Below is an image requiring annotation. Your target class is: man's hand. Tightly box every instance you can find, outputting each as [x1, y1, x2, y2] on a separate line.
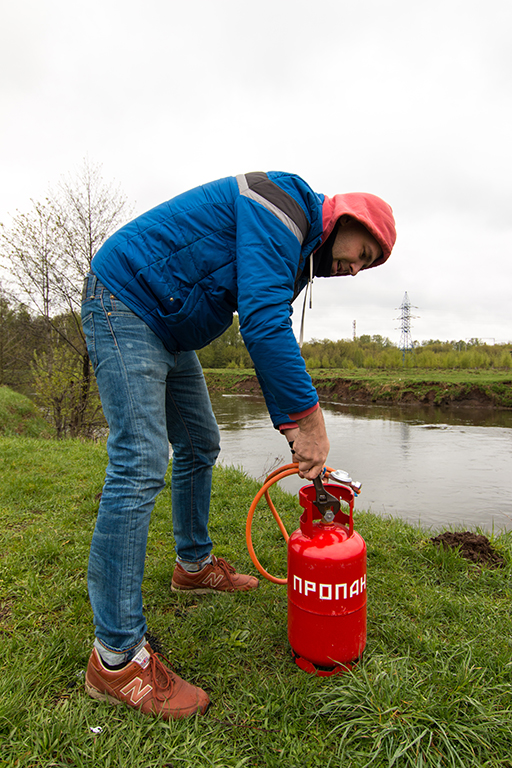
[285, 407, 329, 479]
[281, 426, 299, 453]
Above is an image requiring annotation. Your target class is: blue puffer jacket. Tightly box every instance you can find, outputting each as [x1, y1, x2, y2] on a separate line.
[91, 171, 396, 428]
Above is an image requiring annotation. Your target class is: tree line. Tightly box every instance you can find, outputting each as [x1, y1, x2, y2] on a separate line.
[299, 336, 512, 371]
[1, 163, 510, 438]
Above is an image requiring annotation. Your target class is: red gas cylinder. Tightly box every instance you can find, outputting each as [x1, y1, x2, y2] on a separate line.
[287, 482, 367, 675]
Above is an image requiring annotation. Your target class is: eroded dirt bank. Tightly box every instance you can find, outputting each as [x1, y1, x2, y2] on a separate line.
[204, 371, 512, 409]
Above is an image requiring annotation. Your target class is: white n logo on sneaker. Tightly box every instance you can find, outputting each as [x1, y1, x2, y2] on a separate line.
[121, 677, 153, 704]
[203, 573, 224, 589]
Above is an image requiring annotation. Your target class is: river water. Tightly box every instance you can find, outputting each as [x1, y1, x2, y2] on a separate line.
[209, 392, 512, 534]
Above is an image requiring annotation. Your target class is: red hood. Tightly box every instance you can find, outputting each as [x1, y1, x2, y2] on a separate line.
[322, 192, 396, 268]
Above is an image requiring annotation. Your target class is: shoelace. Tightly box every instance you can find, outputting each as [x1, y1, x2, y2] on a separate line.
[211, 556, 235, 587]
[148, 653, 177, 699]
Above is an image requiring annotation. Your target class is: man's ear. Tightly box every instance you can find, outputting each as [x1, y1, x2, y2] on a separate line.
[338, 215, 351, 226]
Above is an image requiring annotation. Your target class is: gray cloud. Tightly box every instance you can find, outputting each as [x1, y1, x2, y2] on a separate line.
[1, 0, 510, 343]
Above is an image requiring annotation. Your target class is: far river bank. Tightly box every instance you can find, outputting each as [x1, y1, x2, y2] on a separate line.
[204, 369, 512, 409]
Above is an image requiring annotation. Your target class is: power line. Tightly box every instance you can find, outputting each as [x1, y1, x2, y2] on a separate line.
[396, 292, 418, 361]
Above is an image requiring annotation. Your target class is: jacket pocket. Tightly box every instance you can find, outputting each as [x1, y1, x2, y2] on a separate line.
[154, 286, 232, 351]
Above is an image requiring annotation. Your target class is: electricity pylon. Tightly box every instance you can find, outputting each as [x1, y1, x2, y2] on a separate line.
[397, 292, 418, 362]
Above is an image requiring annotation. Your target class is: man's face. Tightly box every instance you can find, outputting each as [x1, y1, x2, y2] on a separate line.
[330, 218, 382, 277]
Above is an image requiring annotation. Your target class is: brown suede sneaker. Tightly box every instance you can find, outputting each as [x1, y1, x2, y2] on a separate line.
[171, 556, 259, 593]
[85, 643, 209, 719]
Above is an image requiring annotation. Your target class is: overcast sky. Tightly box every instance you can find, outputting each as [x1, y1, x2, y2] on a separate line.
[1, 0, 511, 345]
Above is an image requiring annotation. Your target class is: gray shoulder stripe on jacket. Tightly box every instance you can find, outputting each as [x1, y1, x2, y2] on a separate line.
[236, 172, 309, 245]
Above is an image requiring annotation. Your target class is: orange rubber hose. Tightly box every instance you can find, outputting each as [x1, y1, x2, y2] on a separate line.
[245, 463, 335, 585]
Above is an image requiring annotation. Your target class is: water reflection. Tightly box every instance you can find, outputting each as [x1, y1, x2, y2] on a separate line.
[318, 399, 512, 429]
[399, 421, 412, 459]
[210, 392, 512, 534]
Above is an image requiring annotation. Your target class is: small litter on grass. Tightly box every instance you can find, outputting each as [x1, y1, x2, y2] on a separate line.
[90, 726, 103, 734]
[430, 531, 506, 568]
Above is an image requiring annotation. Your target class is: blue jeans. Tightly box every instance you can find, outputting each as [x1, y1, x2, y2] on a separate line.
[81, 274, 221, 655]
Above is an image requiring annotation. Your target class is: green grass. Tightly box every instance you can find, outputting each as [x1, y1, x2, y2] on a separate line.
[0, 387, 55, 439]
[1, 437, 512, 766]
[310, 368, 512, 385]
[204, 368, 512, 387]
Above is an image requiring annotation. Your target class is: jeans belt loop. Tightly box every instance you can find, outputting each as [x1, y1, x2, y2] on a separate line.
[82, 272, 98, 302]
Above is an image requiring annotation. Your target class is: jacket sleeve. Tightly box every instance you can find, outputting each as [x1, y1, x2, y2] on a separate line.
[234, 177, 319, 425]
[254, 366, 292, 428]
